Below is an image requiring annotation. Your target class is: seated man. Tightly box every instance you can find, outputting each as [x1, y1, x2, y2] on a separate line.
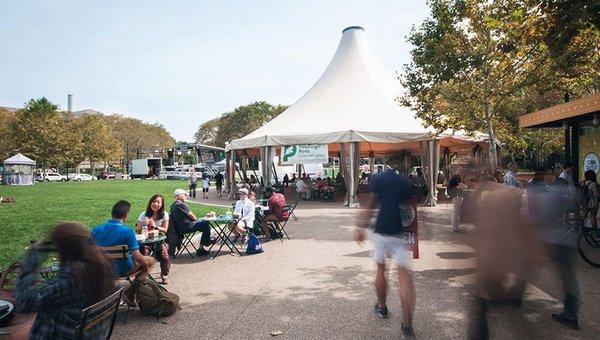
[316, 177, 327, 199]
[296, 177, 309, 199]
[262, 187, 289, 239]
[170, 189, 216, 256]
[228, 188, 255, 243]
[92, 200, 155, 277]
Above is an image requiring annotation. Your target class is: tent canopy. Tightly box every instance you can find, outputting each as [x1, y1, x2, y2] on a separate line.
[3, 153, 36, 166]
[227, 26, 484, 156]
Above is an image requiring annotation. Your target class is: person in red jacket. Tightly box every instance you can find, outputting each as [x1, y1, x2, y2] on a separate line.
[261, 187, 289, 239]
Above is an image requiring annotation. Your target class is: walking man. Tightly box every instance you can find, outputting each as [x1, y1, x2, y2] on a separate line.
[189, 169, 197, 198]
[355, 169, 416, 338]
[447, 171, 468, 233]
[214, 171, 224, 197]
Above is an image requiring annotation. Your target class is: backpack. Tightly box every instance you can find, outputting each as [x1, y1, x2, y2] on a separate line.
[246, 234, 264, 254]
[134, 277, 179, 318]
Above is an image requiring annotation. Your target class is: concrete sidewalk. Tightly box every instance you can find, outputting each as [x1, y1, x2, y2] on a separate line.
[113, 201, 600, 339]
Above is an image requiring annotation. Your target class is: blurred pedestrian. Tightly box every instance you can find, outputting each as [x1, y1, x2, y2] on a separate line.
[15, 222, 116, 339]
[468, 181, 542, 339]
[528, 176, 580, 330]
[355, 169, 416, 338]
[504, 162, 522, 189]
[447, 171, 468, 233]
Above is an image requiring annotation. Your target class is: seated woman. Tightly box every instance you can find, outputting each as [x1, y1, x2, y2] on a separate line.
[136, 194, 171, 284]
[14, 222, 116, 339]
[228, 188, 255, 243]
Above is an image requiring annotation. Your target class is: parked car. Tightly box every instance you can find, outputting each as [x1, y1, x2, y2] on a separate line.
[37, 172, 66, 182]
[67, 173, 95, 181]
[97, 170, 115, 180]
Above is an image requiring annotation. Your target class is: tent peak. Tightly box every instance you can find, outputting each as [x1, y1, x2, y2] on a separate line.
[342, 26, 364, 33]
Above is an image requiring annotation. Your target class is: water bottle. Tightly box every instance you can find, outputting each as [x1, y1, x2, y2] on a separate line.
[142, 224, 148, 239]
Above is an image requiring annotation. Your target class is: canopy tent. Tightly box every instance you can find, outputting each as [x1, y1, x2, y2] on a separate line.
[226, 26, 488, 206]
[2, 153, 36, 185]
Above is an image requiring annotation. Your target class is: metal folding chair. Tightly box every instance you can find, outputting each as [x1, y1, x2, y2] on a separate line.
[173, 231, 198, 259]
[75, 287, 124, 340]
[287, 199, 299, 221]
[97, 245, 143, 324]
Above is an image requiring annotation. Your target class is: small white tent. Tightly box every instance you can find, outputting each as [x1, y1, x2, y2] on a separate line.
[3, 153, 36, 185]
[226, 26, 488, 206]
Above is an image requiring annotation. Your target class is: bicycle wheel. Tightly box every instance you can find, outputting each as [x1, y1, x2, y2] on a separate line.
[578, 230, 600, 268]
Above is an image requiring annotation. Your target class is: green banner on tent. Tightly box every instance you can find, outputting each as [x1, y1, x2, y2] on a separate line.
[281, 144, 328, 165]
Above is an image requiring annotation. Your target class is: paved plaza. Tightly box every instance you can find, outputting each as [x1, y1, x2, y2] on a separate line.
[113, 198, 600, 339]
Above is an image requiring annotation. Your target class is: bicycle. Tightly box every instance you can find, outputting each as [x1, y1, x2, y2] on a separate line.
[563, 208, 600, 267]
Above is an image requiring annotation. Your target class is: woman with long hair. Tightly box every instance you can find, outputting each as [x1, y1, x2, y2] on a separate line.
[14, 222, 115, 339]
[136, 194, 171, 284]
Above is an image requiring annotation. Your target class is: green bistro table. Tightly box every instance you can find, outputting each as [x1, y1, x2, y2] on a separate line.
[137, 234, 167, 246]
[137, 234, 168, 258]
[204, 215, 242, 259]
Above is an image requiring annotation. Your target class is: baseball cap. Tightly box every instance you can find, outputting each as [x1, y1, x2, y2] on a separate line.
[174, 189, 187, 197]
[238, 188, 249, 195]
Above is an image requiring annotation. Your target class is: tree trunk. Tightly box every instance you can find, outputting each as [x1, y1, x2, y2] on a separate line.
[483, 91, 498, 171]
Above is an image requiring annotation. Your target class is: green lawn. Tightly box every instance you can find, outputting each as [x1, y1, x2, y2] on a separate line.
[0, 180, 225, 266]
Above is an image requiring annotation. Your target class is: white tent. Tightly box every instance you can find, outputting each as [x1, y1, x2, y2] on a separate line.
[3, 153, 36, 185]
[226, 26, 488, 206]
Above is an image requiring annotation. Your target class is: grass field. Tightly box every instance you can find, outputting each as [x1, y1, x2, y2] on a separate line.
[0, 180, 225, 266]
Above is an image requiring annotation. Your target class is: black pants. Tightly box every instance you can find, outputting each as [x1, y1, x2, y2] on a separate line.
[189, 183, 196, 198]
[185, 220, 212, 247]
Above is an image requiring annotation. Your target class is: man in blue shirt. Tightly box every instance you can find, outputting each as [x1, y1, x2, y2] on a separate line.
[355, 169, 416, 338]
[92, 200, 155, 277]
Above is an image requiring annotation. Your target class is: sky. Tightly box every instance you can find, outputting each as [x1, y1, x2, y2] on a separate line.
[0, 0, 431, 141]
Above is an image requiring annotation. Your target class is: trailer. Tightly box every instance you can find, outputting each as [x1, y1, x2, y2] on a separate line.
[131, 158, 162, 179]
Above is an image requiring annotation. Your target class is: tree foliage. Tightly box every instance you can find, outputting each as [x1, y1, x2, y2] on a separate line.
[194, 118, 219, 145]
[0, 108, 17, 161]
[1, 98, 176, 172]
[103, 114, 175, 168]
[401, 0, 599, 169]
[195, 101, 288, 147]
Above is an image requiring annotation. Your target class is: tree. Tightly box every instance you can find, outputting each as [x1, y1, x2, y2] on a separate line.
[194, 118, 219, 145]
[401, 0, 599, 169]
[212, 101, 287, 147]
[77, 114, 123, 173]
[0, 108, 17, 160]
[103, 114, 175, 171]
[10, 98, 69, 171]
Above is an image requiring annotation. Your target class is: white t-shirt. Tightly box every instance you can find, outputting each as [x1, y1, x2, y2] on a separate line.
[137, 211, 170, 230]
[296, 180, 307, 192]
[559, 171, 574, 185]
[202, 178, 210, 188]
[234, 198, 255, 223]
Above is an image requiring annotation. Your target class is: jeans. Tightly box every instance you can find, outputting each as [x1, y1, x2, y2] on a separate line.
[189, 183, 197, 198]
[551, 244, 580, 319]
